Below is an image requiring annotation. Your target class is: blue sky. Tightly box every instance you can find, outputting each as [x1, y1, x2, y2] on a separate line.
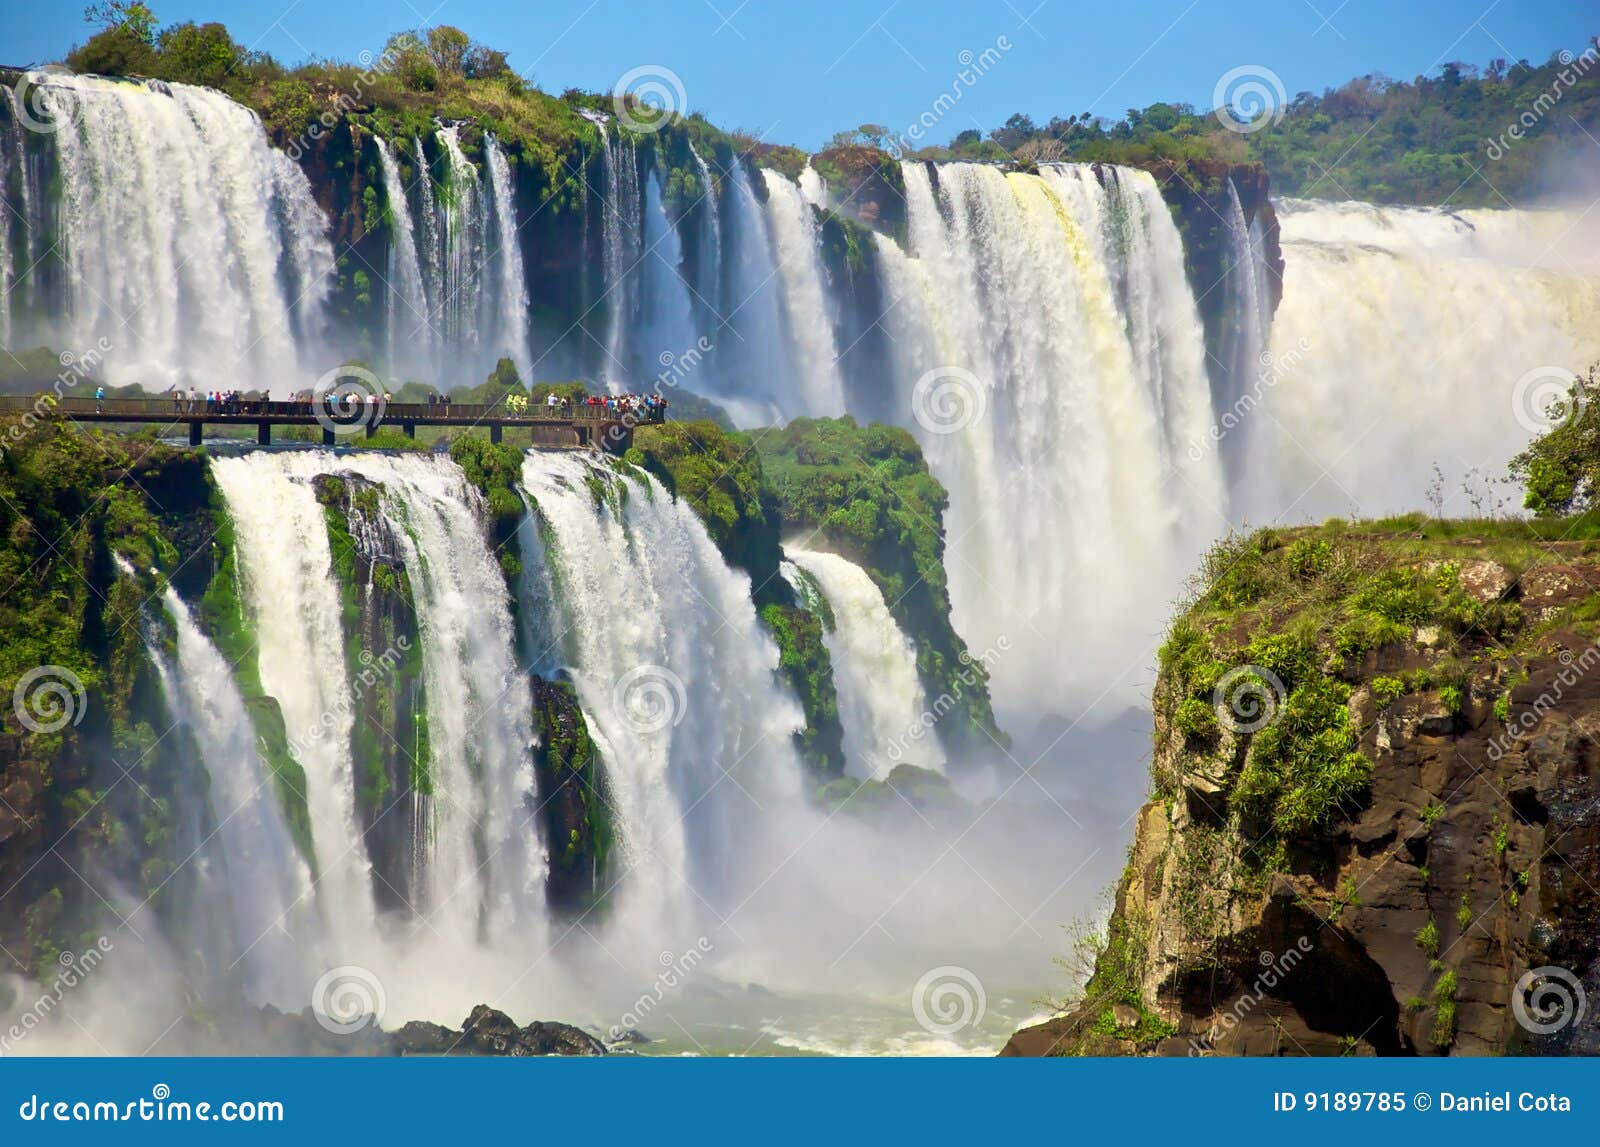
[8, 0, 1595, 148]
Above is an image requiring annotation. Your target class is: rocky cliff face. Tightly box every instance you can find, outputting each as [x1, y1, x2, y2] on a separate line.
[1007, 521, 1600, 1057]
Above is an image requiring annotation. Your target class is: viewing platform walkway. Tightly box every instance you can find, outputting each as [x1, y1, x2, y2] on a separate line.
[0, 396, 661, 452]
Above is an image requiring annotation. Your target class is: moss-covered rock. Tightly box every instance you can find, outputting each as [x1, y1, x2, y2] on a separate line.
[530, 674, 611, 914]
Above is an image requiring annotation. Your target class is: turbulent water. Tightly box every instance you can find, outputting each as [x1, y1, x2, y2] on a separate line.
[9, 73, 332, 392]
[519, 451, 804, 946]
[1263, 200, 1600, 520]
[877, 161, 1224, 711]
[784, 549, 939, 778]
[11, 78, 1600, 1054]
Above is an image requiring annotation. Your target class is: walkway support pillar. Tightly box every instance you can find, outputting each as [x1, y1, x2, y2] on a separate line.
[489, 423, 503, 444]
[188, 422, 202, 447]
[322, 428, 336, 447]
[403, 421, 416, 439]
[257, 422, 271, 446]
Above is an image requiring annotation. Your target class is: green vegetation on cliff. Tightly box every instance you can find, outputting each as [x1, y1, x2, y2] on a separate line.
[754, 417, 1003, 754]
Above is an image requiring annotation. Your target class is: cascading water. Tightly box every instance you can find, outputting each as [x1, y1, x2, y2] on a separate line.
[210, 454, 378, 956]
[590, 121, 643, 382]
[152, 588, 324, 1007]
[760, 169, 847, 417]
[436, 124, 486, 353]
[637, 170, 700, 375]
[375, 136, 438, 380]
[14, 74, 332, 391]
[1215, 177, 1276, 513]
[688, 142, 722, 321]
[784, 550, 941, 777]
[879, 160, 1224, 712]
[519, 451, 804, 946]
[711, 160, 793, 424]
[484, 135, 530, 374]
[328, 452, 544, 942]
[1263, 200, 1600, 519]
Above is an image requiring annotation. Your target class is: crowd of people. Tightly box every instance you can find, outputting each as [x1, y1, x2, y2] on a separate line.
[148, 385, 669, 421]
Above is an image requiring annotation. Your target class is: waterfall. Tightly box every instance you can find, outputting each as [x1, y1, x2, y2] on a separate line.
[210, 454, 378, 954]
[1264, 199, 1600, 519]
[329, 452, 543, 940]
[879, 160, 1224, 712]
[152, 589, 323, 1007]
[519, 451, 803, 943]
[591, 122, 643, 383]
[784, 550, 941, 778]
[414, 134, 446, 342]
[484, 135, 530, 374]
[436, 124, 486, 353]
[688, 142, 722, 320]
[713, 160, 791, 425]
[638, 170, 699, 376]
[375, 136, 437, 379]
[760, 169, 847, 416]
[1215, 178, 1275, 512]
[798, 162, 827, 208]
[22, 74, 332, 392]
[1, 86, 35, 341]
